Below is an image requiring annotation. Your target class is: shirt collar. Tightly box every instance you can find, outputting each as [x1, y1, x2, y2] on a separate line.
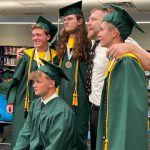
[41, 92, 58, 105]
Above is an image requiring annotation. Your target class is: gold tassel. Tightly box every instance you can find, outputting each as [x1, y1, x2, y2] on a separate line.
[72, 90, 78, 106]
[56, 86, 59, 94]
[104, 139, 108, 150]
[24, 50, 33, 118]
[24, 98, 30, 118]
[72, 59, 79, 106]
[24, 98, 30, 112]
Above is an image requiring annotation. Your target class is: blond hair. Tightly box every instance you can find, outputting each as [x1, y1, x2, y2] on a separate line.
[30, 70, 50, 81]
[90, 7, 112, 15]
[31, 23, 50, 35]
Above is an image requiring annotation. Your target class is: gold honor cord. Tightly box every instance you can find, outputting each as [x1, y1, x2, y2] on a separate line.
[56, 59, 63, 94]
[24, 48, 53, 118]
[103, 53, 139, 150]
[24, 50, 34, 118]
[72, 59, 79, 106]
[104, 59, 116, 150]
[57, 59, 79, 107]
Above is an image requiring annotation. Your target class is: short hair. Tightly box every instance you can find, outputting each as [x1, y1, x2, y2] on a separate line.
[30, 70, 50, 81]
[90, 7, 112, 15]
[31, 23, 50, 35]
[107, 22, 116, 31]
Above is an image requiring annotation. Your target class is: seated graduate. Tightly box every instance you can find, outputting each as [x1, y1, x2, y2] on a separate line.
[96, 4, 148, 150]
[13, 60, 76, 150]
[0, 70, 14, 95]
[0, 70, 14, 143]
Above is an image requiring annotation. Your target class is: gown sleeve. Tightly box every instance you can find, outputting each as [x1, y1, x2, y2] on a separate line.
[7, 56, 27, 104]
[13, 101, 34, 150]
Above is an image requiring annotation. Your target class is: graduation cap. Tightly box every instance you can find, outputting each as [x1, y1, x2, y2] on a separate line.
[2, 70, 14, 80]
[38, 59, 69, 87]
[103, 4, 144, 40]
[59, 1, 83, 17]
[36, 16, 58, 42]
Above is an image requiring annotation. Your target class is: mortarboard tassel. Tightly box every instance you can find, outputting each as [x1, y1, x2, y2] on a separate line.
[72, 60, 79, 106]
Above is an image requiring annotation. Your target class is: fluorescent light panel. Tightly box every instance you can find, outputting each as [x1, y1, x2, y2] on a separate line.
[137, 21, 150, 24]
[0, 1, 21, 7]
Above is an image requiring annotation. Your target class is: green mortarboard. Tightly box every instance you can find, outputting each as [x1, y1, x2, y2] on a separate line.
[36, 16, 58, 42]
[103, 4, 144, 40]
[38, 59, 69, 87]
[2, 70, 14, 80]
[59, 1, 83, 17]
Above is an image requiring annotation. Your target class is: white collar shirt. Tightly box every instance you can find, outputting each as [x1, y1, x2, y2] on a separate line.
[41, 92, 58, 105]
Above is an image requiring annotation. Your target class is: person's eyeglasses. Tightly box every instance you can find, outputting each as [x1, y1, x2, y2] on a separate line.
[61, 17, 76, 23]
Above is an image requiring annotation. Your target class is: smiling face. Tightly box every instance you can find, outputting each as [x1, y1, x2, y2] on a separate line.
[63, 14, 82, 33]
[32, 28, 50, 50]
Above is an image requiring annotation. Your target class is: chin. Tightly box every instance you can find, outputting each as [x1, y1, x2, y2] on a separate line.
[34, 44, 41, 48]
[64, 28, 71, 32]
[34, 92, 40, 96]
[101, 43, 107, 48]
[88, 33, 94, 40]
[100, 42, 104, 47]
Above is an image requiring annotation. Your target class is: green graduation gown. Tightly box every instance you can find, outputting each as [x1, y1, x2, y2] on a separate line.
[59, 51, 90, 150]
[0, 81, 12, 95]
[7, 48, 57, 148]
[13, 96, 76, 150]
[96, 55, 148, 150]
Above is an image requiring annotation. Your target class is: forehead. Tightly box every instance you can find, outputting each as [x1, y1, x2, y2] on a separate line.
[90, 10, 107, 19]
[64, 14, 76, 18]
[32, 28, 45, 34]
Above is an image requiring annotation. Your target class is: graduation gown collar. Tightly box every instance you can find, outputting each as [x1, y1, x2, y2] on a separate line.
[41, 92, 58, 105]
[24, 48, 57, 62]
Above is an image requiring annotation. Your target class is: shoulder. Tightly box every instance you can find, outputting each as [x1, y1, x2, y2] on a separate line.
[52, 97, 74, 114]
[112, 53, 144, 74]
[55, 97, 70, 108]
[23, 48, 34, 58]
[50, 48, 57, 58]
[118, 53, 140, 65]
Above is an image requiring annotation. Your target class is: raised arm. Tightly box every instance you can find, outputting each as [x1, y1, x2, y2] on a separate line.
[107, 43, 150, 70]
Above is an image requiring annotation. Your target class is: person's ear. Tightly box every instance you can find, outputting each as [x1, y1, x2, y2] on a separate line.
[77, 18, 83, 26]
[112, 27, 119, 38]
[47, 34, 51, 41]
[49, 80, 55, 88]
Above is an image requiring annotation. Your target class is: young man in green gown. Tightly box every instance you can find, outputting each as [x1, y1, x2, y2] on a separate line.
[96, 4, 148, 150]
[6, 16, 58, 148]
[57, 1, 91, 150]
[13, 60, 76, 150]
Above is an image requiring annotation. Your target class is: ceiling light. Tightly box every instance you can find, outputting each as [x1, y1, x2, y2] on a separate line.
[137, 21, 150, 24]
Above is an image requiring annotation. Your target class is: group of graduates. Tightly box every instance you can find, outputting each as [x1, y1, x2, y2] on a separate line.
[2, 1, 149, 150]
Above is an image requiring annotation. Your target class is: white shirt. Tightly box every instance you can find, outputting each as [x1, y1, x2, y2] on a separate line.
[89, 37, 140, 106]
[41, 92, 58, 105]
[89, 40, 108, 106]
